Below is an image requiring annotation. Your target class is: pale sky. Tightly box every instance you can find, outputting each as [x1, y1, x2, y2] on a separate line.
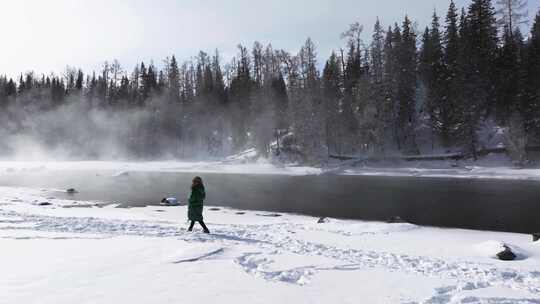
[1, 0, 539, 78]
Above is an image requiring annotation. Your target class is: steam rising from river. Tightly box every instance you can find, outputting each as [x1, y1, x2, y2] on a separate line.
[0, 95, 211, 160]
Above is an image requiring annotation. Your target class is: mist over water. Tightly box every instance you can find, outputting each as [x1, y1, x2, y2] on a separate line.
[0, 95, 226, 161]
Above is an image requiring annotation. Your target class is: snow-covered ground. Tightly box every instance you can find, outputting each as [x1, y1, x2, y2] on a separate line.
[341, 165, 540, 181]
[334, 153, 540, 181]
[1, 186, 539, 304]
[0, 160, 321, 176]
[2, 152, 540, 181]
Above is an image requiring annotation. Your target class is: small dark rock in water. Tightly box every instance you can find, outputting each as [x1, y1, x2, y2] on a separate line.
[256, 213, 282, 217]
[533, 233, 540, 242]
[66, 188, 78, 194]
[496, 245, 517, 261]
[387, 216, 407, 223]
[235, 212, 246, 215]
[38, 202, 52, 206]
[317, 217, 329, 224]
[209, 208, 221, 211]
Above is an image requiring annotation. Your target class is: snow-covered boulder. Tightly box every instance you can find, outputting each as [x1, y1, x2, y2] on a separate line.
[475, 241, 526, 261]
[496, 246, 517, 261]
[160, 197, 180, 206]
[317, 217, 329, 224]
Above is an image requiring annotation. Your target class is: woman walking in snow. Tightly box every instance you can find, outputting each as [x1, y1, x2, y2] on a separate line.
[187, 176, 210, 233]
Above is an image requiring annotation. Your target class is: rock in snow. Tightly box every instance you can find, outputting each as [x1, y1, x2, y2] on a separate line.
[317, 217, 329, 224]
[475, 240, 524, 261]
[496, 245, 517, 261]
[160, 197, 180, 206]
[533, 233, 540, 242]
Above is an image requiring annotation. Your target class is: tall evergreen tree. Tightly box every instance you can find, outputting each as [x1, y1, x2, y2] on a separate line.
[395, 16, 419, 154]
[523, 11, 540, 137]
[495, 26, 525, 121]
[75, 70, 84, 92]
[441, 0, 462, 147]
[229, 45, 253, 151]
[294, 38, 325, 162]
[421, 12, 453, 148]
[322, 52, 342, 155]
[340, 23, 364, 153]
[139, 62, 148, 103]
[168, 55, 181, 103]
[458, 0, 499, 158]
[370, 18, 389, 153]
[495, 27, 528, 163]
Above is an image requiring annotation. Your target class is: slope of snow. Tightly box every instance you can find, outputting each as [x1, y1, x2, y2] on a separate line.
[1, 186, 540, 304]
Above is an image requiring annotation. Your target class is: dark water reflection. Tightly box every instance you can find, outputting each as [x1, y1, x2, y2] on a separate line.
[0, 170, 538, 233]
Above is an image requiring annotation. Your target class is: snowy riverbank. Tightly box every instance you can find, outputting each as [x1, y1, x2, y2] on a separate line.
[1, 186, 539, 303]
[2, 158, 540, 181]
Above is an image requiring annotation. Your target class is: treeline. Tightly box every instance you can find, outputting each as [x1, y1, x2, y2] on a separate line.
[0, 0, 539, 163]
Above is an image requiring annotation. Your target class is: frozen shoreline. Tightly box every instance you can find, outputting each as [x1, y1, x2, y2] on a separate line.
[340, 165, 540, 181]
[1, 160, 540, 181]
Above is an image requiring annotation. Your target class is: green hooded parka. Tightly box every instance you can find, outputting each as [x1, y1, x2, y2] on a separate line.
[188, 185, 205, 221]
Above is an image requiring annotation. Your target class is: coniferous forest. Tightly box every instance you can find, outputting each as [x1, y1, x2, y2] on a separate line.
[1, 0, 539, 164]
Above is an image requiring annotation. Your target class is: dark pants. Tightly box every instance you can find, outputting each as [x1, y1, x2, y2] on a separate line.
[188, 220, 210, 233]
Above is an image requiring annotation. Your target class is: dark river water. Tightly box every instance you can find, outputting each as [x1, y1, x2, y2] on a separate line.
[0, 170, 538, 233]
